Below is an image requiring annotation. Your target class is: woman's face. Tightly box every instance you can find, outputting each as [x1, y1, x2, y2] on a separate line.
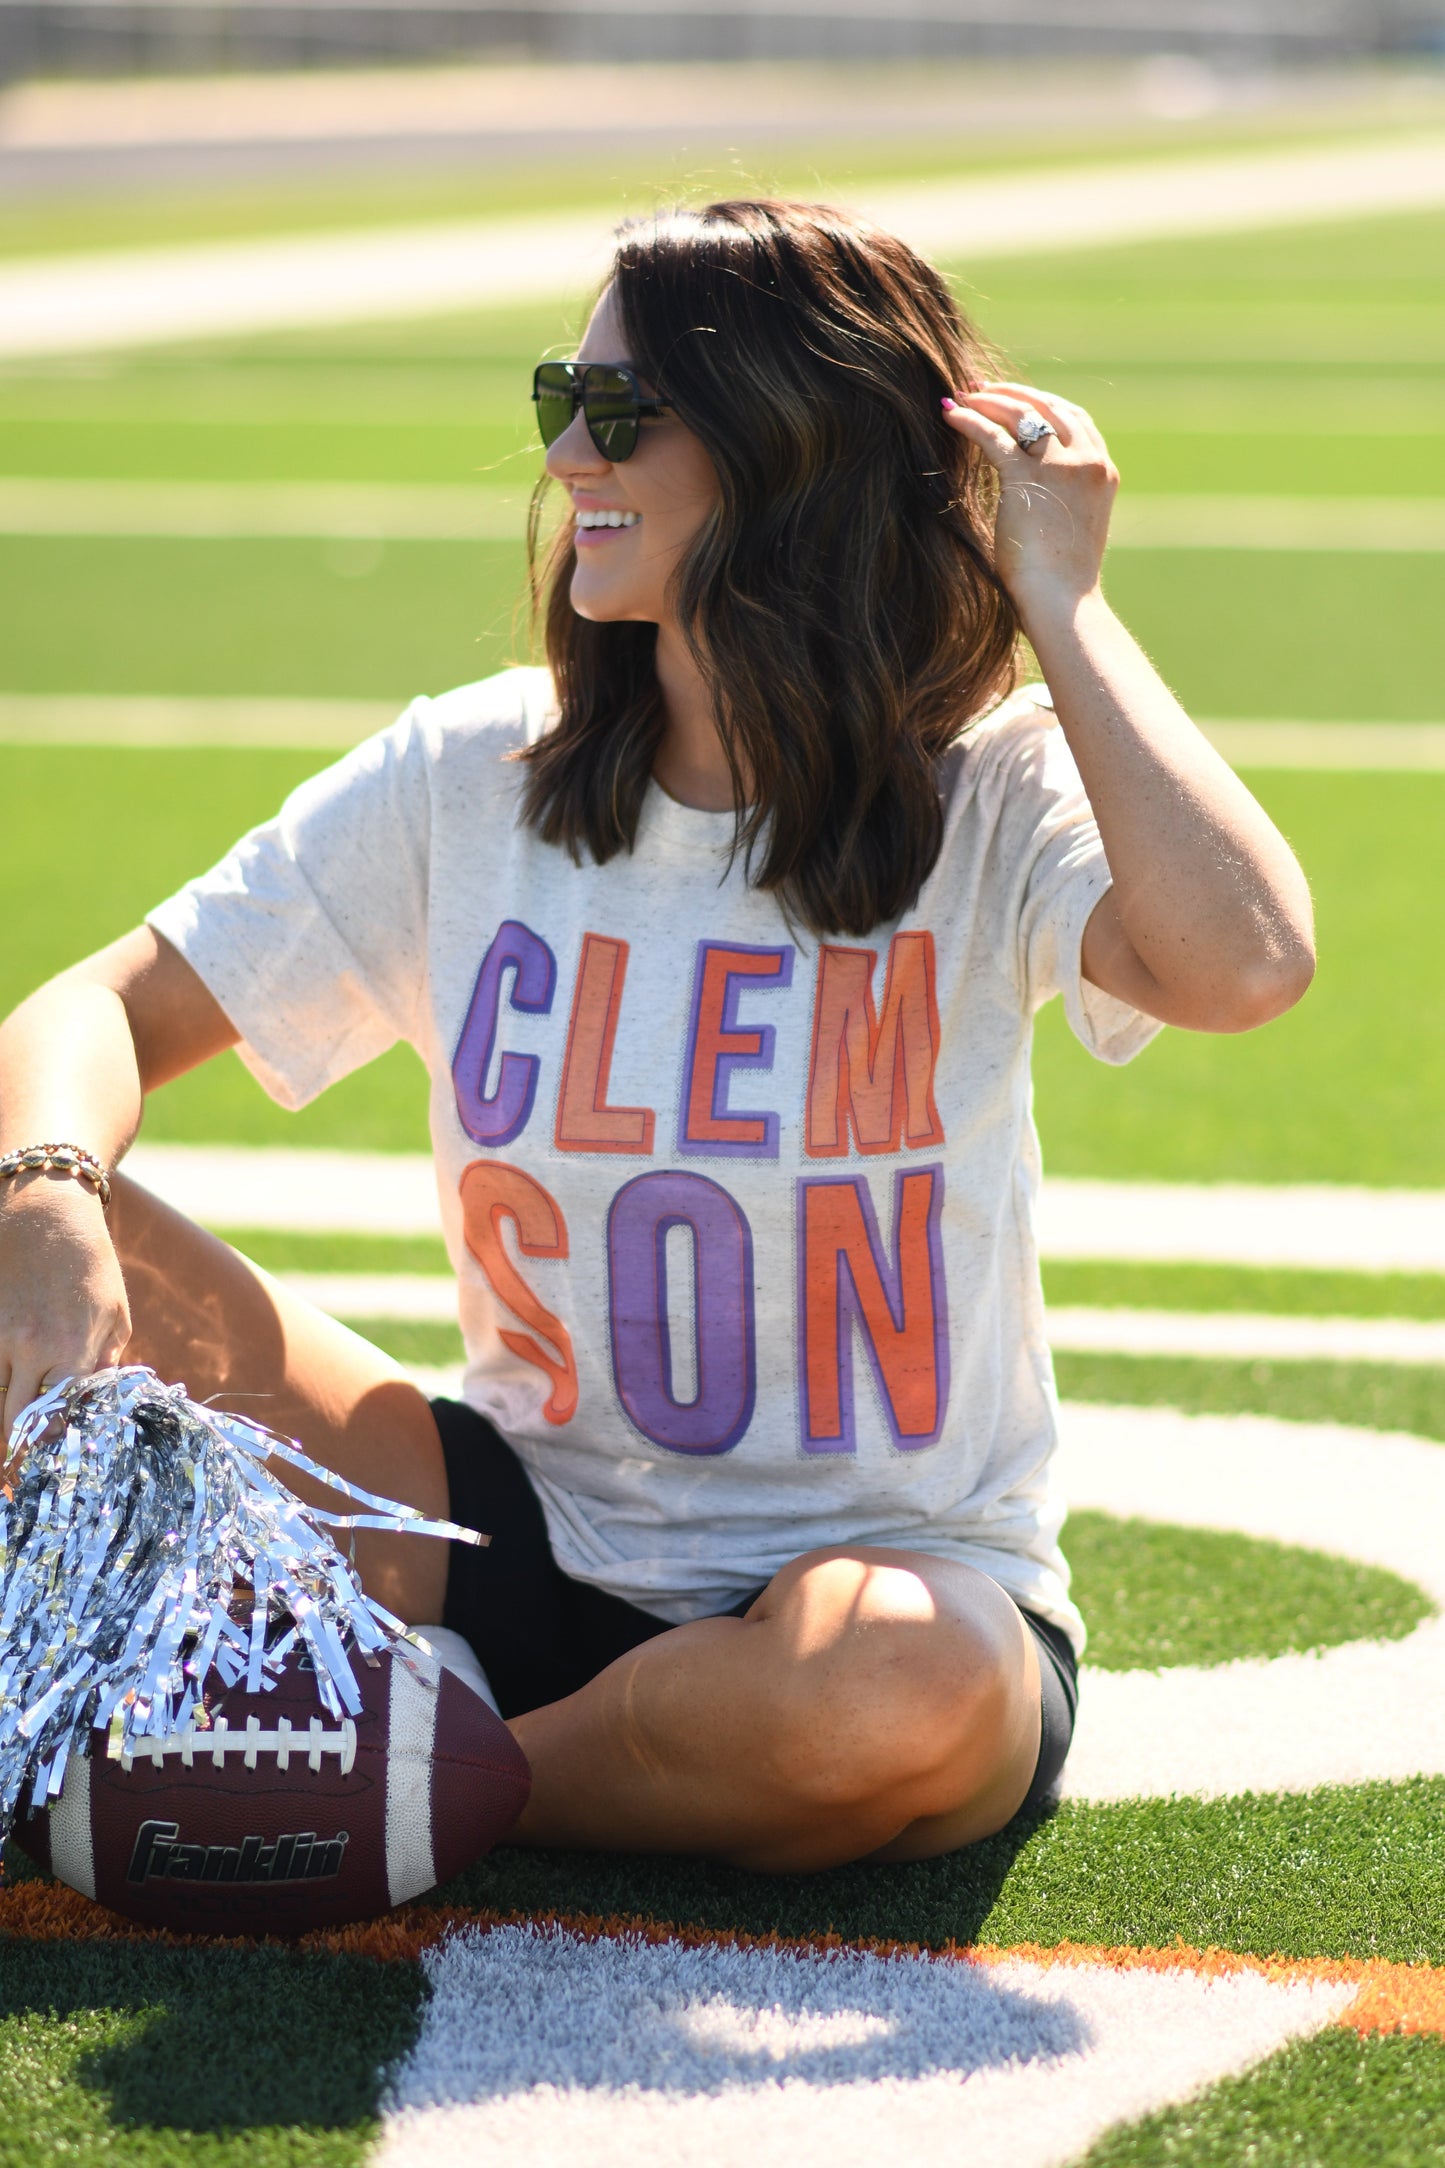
[544, 284, 720, 627]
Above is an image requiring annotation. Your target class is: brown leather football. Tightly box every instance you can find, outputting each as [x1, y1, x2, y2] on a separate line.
[13, 1639, 530, 1936]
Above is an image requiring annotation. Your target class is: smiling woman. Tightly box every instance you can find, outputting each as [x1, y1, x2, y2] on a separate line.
[0, 195, 1314, 1904]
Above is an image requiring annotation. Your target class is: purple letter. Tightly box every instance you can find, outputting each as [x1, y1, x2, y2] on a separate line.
[607, 1171, 755, 1454]
[452, 920, 556, 1147]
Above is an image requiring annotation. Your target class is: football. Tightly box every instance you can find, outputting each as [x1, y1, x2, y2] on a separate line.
[12, 1636, 530, 1936]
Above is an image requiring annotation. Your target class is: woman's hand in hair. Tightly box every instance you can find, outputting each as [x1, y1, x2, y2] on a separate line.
[940, 383, 1118, 618]
[944, 384, 1315, 1035]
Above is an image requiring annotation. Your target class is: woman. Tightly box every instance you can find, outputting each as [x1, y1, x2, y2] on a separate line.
[0, 201, 1313, 1874]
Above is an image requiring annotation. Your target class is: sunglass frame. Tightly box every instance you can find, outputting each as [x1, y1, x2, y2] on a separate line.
[532, 361, 671, 462]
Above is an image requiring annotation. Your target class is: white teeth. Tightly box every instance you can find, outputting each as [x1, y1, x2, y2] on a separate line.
[574, 509, 640, 529]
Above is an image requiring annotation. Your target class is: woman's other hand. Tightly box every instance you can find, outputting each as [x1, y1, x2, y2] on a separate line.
[0, 1173, 130, 1453]
[941, 382, 1118, 617]
[0, 929, 240, 1448]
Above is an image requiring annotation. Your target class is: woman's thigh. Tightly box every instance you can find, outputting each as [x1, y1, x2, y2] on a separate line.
[109, 1170, 450, 1623]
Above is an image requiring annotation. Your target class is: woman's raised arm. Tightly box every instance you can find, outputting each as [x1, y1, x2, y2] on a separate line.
[0, 929, 238, 1439]
[944, 382, 1316, 1033]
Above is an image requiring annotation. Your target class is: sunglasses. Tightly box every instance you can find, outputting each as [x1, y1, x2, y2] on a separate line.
[532, 361, 671, 462]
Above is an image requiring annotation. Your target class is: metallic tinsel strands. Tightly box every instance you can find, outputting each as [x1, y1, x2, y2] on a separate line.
[0, 1366, 483, 1840]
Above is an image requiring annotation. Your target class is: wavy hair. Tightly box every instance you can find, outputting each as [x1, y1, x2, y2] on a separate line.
[519, 198, 1020, 937]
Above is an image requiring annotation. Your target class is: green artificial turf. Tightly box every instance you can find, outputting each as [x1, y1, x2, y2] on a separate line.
[341, 1318, 463, 1367]
[0, 1941, 420, 2167]
[441, 1776, 1445, 1966]
[0, 745, 435, 1151]
[221, 1229, 452, 1274]
[1056, 1350, 1445, 1446]
[1099, 549, 1445, 724]
[1083, 2031, 1445, 2168]
[1063, 1510, 1430, 1671]
[0, 534, 529, 701]
[7, 532, 1442, 727]
[1044, 1261, 1445, 1321]
[1034, 770, 1445, 1187]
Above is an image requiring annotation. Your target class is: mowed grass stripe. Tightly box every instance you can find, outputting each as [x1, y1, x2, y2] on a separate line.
[4, 537, 1444, 726]
[1056, 1351, 1445, 1446]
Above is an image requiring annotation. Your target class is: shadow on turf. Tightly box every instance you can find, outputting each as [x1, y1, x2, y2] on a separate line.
[0, 1931, 423, 2134]
[0, 1804, 1048, 2135]
[435, 1795, 1057, 1952]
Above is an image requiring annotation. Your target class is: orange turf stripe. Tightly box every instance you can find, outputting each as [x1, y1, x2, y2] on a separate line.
[970, 1940, 1445, 2037]
[4, 1875, 1443, 2035]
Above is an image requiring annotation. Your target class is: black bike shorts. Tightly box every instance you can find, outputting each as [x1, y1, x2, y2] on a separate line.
[433, 1396, 1077, 1816]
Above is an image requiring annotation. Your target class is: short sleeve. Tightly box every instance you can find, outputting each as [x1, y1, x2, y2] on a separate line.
[147, 701, 432, 1109]
[998, 698, 1163, 1067]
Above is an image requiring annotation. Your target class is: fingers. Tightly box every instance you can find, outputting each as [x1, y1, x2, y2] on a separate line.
[981, 383, 1113, 460]
[940, 395, 1020, 471]
[964, 387, 1076, 451]
[947, 382, 1113, 467]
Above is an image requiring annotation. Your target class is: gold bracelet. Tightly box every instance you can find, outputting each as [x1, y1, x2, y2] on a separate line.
[0, 1142, 112, 1212]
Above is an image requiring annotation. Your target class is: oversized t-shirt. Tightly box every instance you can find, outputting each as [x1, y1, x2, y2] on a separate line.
[148, 667, 1161, 1654]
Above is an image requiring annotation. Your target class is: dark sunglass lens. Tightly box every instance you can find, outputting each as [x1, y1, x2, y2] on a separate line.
[533, 364, 575, 448]
[585, 366, 640, 461]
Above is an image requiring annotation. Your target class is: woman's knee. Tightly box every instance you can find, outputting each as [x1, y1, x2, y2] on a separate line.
[746, 1550, 1033, 1818]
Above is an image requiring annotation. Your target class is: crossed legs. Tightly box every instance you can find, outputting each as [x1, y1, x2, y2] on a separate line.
[109, 1170, 1043, 1871]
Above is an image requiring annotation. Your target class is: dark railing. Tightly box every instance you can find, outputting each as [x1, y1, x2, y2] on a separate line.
[2, 0, 1442, 84]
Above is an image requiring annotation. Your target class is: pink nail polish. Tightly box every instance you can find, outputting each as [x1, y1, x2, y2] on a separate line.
[941, 396, 957, 410]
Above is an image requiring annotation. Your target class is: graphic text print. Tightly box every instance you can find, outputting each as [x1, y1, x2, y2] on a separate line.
[452, 923, 944, 1162]
[459, 1158, 949, 1457]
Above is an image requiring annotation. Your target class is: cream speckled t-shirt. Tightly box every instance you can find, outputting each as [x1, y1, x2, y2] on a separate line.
[148, 668, 1161, 1654]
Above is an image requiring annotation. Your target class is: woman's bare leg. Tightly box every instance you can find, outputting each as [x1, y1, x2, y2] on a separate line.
[511, 1547, 1044, 1872]
[108, 1170, 450, 1625]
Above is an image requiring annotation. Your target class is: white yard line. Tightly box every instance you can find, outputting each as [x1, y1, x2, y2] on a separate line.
[1047, 1306, 1445, 1366]
[378, 1924, 1347, 2168]
[5, 695, 1445, 766]
[7, 479, 1445, 552]
[125, 1142, 443, 1234]
[122, 1145, 1445, 1271]
[1058, 1402, 1445, 1801]
[1109, 495, 1445, 552]
[1038, 1177, 1445, 1274]
[1200, 722, 1445, 770]
[281, 1270, 458, 1320]
[0, 694, 399, 747]
[2, 133, 1442, 355]
[0, 478, 525, 540]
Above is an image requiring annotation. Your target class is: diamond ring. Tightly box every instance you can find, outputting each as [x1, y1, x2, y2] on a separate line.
[1015, 412, 1056, 452]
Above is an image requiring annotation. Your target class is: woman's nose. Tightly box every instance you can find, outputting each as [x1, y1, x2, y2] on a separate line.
[545, 410, 610, 484]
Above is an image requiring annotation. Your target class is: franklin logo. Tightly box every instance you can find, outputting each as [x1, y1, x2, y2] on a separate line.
[126, 1818, 349, 1886]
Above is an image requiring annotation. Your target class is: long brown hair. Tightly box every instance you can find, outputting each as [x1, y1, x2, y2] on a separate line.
[519, 198, 1020, 937]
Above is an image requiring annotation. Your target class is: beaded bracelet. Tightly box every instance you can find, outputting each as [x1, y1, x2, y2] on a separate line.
[0, 1142, 112, 1212]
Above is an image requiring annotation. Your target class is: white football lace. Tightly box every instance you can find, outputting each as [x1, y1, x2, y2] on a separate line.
[114, 1713, 358, 1777]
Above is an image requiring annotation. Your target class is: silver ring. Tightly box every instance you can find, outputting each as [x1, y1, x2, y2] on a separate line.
[1015, 412, 1056, 452]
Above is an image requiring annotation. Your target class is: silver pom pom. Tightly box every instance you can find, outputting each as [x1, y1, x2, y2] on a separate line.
[0, 1366, 482, 1840]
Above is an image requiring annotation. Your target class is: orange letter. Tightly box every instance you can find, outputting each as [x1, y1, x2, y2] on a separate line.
[805, 932, 944, 1157]
[459, 1160, 579, 1424]
[554, 933, 655, 1155]
[797, 1168, 948, 1453]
